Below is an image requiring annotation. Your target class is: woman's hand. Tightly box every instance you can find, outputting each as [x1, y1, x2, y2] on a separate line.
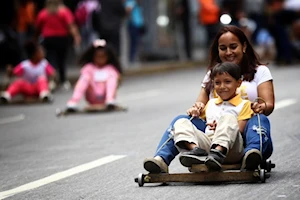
[186, 102, 205, 117]
[251, 101, 267, 114]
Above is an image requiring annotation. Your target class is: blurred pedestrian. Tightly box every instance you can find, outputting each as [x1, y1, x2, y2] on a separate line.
[16, 0, 36, 59]
[0, 40, 55, 103]
[198, 0, 220, 48]
[176, 0, 192, 60]
[35, 0, 81, 90]
[266, 0, 298, 64]
[74, 0, 101, 52]
[65, 39, 122, 111]
[93, 0, 126, 57]
[0, 0, 22, 70]
[125, 0, 145, 63]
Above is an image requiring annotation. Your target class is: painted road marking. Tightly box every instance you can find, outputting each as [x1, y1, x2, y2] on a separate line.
[0, 114, 25, 125]
[0, 155, 126, 200]
[274, 99, 297, 110]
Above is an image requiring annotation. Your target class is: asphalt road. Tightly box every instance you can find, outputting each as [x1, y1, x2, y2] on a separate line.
[0, 65, 300, 200]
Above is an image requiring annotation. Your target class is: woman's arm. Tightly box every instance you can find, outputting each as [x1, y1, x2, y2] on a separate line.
[254, 80, 275, 116]
[187, 87, 210, 117]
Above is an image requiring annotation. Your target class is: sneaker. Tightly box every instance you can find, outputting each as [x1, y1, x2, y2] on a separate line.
[241, 149, 262, 170]
[49, 80, 57, 92]
[143, 156, 168, 173]
[179, 147, 208, 167]
[205, 149, 226, 171]
[106, 103, 116, 110]
[62, 81, 71, 91]
[39, 91, 53, 102]
[66, 102, 78, 112]
[0, 92, 11, 104]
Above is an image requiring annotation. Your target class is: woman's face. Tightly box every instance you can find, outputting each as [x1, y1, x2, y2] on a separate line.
[218, 32, 246, 65]
[93, 49, 108, 67]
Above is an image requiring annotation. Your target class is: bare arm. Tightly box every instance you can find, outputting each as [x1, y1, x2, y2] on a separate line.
[69, 23, 81, 47]
[187, 87, 210, 117]
[238, 120, 248, 133]
[253, 80, 275, 116]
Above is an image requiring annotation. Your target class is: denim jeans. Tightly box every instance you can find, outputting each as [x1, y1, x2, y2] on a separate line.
[243, 114, 273, 160]
[155, 114, 273, 165]
[154, 115, 206, 165]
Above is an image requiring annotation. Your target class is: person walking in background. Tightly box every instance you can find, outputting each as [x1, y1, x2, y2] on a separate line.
[93, 0, 126, 57]
[65, 39, 122, 111]
[198, 0, 220, 48]
[0, 40, 55, 103]
[74, 0, 101, 52]
[176, 0, 192, 60]
[35, 0, 81, 90]
[16, 0, 36, 59]
[125, 0, 145, 63]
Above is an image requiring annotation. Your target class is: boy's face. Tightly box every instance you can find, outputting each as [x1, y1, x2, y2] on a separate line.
[213, 72, 242, 101]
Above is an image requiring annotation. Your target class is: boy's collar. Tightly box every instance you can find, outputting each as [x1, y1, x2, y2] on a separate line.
[215, 93, 243, 106]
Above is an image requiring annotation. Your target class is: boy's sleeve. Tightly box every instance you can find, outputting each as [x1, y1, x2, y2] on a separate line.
[238, 101, 254, 121]
[13, 63, 24, 77]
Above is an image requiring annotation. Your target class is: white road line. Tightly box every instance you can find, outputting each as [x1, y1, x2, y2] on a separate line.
[120, 89, 162, 101]
[275, 98, 297, 110]
[0, 114, 25, 125]
[0, 155, 126, 200]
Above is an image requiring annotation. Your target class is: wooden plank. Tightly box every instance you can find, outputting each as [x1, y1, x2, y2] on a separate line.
[144, 171, 260, 183]
[190, 164, 241, 173]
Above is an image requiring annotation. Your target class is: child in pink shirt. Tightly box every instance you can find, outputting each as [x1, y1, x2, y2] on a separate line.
[66, 39, 122, 111]
[0, 40, 55, 103]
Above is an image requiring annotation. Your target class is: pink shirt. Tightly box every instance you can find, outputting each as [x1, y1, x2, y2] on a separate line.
[36, 7, 74, 37]
[80, 63, 119, 98]
[14, 59, 55, 83]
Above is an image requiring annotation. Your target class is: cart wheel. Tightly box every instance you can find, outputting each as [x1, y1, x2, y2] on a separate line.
[265, 160, 272, 172]
[260, 169, 266, 183]
[137, 173, 145, 187]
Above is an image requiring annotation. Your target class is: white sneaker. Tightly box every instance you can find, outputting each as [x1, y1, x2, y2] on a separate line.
[66, 102, 78, 112]
[143, 156, 169, 173]
[0, 91, 11, 103]
[39, 90, 53, 102]
[49, 80, 57, 92]
[62, 81, 71, 91]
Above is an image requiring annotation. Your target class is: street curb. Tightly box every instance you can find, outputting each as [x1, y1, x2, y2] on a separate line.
[0, 60, 208, 90]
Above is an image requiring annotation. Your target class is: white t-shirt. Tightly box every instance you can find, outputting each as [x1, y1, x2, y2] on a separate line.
[201, 65, 273, 102]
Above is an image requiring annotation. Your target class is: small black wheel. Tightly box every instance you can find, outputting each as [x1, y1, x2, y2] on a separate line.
[260, 169, 266, 183]
[137, 173, 145, 187]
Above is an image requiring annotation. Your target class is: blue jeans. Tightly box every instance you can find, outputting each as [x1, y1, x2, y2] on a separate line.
[155, 115, 206, 165]
[155, 114, 273, 165]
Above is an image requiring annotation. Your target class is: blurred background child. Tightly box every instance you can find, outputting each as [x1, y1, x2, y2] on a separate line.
[0, 40, 55, 103]
[66, 39, 122, 111]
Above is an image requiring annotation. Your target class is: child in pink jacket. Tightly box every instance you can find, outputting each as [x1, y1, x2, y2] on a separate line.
[66, 39, 122, 110]
[0, 40, 55, 103]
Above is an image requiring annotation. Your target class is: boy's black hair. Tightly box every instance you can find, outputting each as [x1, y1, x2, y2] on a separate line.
[210, 62, 242, 81]
[24, 40, 39, 59]
[78, 44, 123, 74]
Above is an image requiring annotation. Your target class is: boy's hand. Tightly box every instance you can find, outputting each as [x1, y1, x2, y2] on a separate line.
[206, 120, 217, 131]
[186, 102, 205, 117]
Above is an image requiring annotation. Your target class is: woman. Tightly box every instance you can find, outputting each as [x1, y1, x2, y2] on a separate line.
[35, 0, 81, 89]
[143, 25, 275, 173]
